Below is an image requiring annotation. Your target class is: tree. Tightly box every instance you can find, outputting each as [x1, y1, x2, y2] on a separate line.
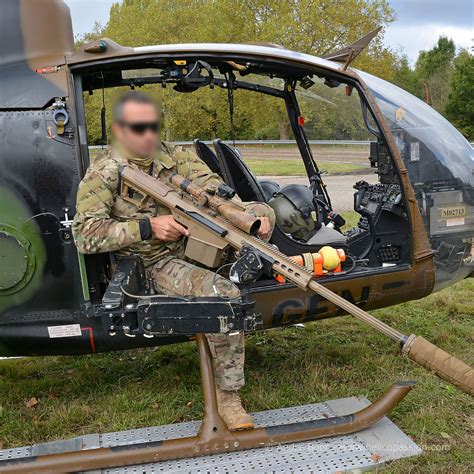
[105, 0, 395, 55]
[415, 36, 456, 111]
[445, 50, 474, 140]
[83, 0, 399, 142]
[416, 36, 456, 78]
[75, 21, 105, 47]
[392, 55, 421, 98]
[391, 36, 473, 140]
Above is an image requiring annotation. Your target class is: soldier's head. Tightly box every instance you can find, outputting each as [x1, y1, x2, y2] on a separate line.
[112, 91, 160, 157]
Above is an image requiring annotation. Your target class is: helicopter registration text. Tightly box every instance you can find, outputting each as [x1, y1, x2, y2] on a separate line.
[440, 205, 466, 218]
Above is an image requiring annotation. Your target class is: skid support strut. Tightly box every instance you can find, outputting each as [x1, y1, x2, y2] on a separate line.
[0, 335, 415, 473]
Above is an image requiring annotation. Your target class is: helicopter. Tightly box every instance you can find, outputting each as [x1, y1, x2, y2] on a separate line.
[0, 0, 473, 362]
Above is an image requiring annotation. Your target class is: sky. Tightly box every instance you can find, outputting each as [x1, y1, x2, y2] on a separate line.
[65, 0, 473, 64]
[385, 0, 473, 63]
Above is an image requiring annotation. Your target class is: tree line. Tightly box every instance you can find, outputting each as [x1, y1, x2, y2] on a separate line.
[77, 0, 473, 143]
[394, 37, 473, 139]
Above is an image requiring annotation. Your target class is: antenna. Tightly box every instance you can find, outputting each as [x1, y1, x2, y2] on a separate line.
[323, 27, 382, 70]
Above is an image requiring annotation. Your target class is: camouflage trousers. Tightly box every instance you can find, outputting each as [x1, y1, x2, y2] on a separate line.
[151, 258, 244, 391]
[150, 202, 275, 392]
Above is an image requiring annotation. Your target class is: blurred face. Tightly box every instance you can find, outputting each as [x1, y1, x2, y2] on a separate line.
[112, 100, 159, 157]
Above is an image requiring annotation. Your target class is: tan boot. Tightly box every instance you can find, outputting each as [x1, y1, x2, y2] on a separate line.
[216, 387, 255, 430]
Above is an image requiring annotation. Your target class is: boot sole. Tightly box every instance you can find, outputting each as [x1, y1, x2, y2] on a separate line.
[229, 422, 255, 431]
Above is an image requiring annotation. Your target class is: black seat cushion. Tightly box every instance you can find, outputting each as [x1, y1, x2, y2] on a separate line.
[193, 139, 223, 178]
[213, 139, 266, 202]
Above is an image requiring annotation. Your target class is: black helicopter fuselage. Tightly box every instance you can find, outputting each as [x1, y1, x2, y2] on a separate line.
[1, 0, 472, 357]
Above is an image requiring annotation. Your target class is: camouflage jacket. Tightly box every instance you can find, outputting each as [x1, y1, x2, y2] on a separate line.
[72, 142, 223, 267]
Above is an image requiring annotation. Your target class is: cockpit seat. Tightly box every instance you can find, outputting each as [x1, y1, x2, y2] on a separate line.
[306, 226, 347, 246]
[193, 139, 223, 178]
[213, 139, 266, 202]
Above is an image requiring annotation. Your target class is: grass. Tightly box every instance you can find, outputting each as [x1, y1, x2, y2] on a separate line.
[244, 158, 365, 176]
[88, 149, 367, 176]
[0, 279, 472, 471]
[341, 210, 362, 231]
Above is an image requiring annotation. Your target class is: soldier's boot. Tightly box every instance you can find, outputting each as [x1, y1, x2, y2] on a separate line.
[216, 387, 254, 430]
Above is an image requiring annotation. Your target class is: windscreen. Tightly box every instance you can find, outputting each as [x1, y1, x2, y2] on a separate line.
[359, 71, 474, 289]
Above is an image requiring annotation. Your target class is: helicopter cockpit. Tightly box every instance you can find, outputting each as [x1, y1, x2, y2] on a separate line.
[74, 52, 471, 299]
[76, 56, 411, 290]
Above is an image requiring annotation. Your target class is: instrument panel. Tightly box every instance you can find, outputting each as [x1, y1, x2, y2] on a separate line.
[346, 181, 410, 265]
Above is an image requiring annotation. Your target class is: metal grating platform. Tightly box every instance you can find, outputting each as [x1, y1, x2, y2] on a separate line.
[0, 396, 421, 473]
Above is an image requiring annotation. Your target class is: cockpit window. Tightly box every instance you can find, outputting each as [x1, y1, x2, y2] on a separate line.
[296, 77, 370, 141]
[359, 71, 474, 186]
[359, 70, 474, 289]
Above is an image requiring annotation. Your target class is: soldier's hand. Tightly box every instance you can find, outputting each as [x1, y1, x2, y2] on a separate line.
[258, 217, 272, 240]
[149, 216, 189, 241]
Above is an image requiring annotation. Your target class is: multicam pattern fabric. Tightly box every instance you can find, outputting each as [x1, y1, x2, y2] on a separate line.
[73, 142, 275, 391]
[73, 142, 225, 267]
[152, 258, 245, 391]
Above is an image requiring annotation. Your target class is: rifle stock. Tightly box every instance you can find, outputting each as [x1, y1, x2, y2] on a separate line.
[120, 166, 474, 395]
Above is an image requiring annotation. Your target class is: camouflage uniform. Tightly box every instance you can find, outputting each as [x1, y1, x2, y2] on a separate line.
[73, 143, 275, 391]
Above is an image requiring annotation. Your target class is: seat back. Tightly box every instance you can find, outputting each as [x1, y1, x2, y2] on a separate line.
[193, 139, 223, 178]
[213, 139, 266, 202]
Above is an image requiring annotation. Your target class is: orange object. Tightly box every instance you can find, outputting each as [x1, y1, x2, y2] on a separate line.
[335, 248, 346, 272]
[275, 249, 346, 282]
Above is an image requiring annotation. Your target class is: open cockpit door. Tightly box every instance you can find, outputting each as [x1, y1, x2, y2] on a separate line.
[0, 0, 73, 109]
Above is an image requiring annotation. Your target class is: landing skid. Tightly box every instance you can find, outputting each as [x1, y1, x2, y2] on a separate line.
[0, 400, 421, 471]
[0, 399, 422, 472]
[0, 335, 420, 473]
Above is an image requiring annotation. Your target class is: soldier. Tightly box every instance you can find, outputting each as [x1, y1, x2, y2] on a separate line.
[72, 91, 275, 430]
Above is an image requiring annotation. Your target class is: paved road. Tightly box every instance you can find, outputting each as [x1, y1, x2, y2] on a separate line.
[234, 145, 377, 212]
[261, 172, 378, 213]
[194, 144, 376, 212]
